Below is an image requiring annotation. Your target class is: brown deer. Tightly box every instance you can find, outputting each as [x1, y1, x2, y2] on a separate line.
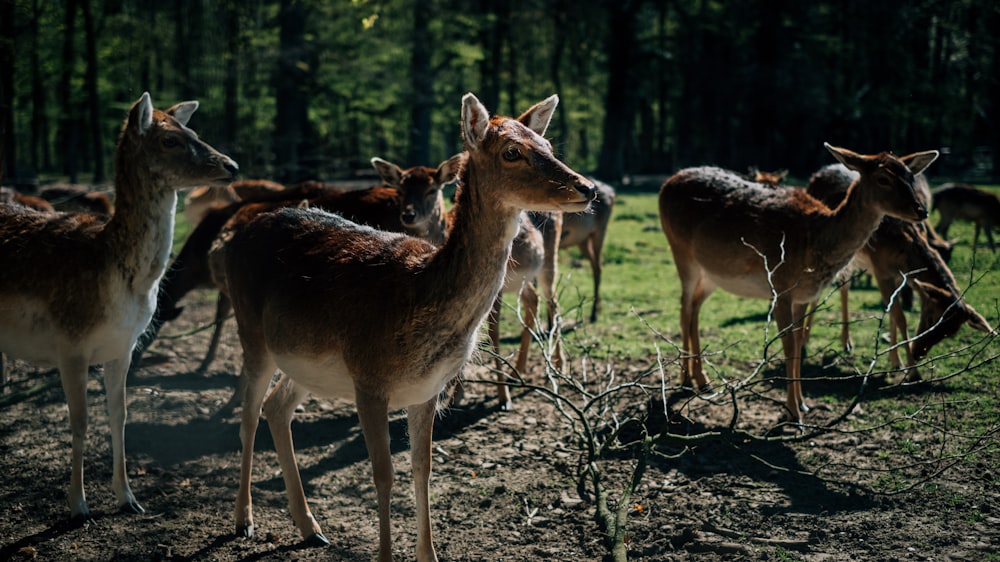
[560, 177, 616, 322]
[221, 93, 592, 560]
[658, 144, 938, 422]
[371, 156, 463, 246]
[183, 178, 285, 226]
[39, 185, 114, 215]
[0, 187, 56, 212]
[131, 156, 462, 376]
[747, 167, 789, 186]
[805, 164, 991, 380]
[932, 182, 1000, 252]
[0, 92, 237, 520]
[484, 212, 546, 411]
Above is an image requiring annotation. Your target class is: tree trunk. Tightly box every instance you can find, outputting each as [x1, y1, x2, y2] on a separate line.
[223, 0, 240, 156]
[80, 0, 103, 184]
[0, 0, 15, 185]
[57, 0, 79, 184]
[273, 0, 309, 183]
[30, 0, 50, 173]
[476, 0, 504, 113]
[596, 0, 639, 182]
[408, 0, 432, 166]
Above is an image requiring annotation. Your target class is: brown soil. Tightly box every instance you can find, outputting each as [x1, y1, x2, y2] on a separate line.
[1, 293, 998, 561]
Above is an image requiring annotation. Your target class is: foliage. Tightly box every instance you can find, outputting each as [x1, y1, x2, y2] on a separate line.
[4, 0, 1000, 185]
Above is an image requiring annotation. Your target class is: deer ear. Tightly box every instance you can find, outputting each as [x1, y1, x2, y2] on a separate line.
[130, 92, 154, 136]
[964, 304, 994, 334]
[518, 94, 558, 136]
[462, 93, 490, 150]
[167, 100, 199, 127]
[371, 157, 403, 187]
[436, 153, 465, 185]
[824, 143, 867, 171]
[899, 150, 940, 176]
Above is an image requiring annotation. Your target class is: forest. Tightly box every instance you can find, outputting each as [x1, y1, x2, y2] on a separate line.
[2, 0, 999, 189]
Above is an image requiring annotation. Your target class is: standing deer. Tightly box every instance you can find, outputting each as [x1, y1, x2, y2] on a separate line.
[806, 164, 991, 380]
[560, 177, 616, 322]
[658, 144, 938, 422]
[183, 178, 285, 226]
[486, 212, 545, 411]
[221, 93, 592, 561]
[932, 182, 1000, 253]
[0, 92, 237, 520]
[131, 156, 462, 376]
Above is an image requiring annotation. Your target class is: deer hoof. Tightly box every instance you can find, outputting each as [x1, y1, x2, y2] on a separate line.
[304, 532, 331, 547]
[68, 511, 92, 528]
[237, 523, 254, 539]
[499, 398, 514, 412]
[119, 499, 145, 515]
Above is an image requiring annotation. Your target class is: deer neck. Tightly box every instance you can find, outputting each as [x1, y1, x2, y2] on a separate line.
[426, 165, 521, 329]
[101, 151, 179, 297]
[818, 180, 886, 267]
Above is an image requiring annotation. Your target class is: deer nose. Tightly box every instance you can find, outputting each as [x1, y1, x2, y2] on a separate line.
[914, 203, 928, 220]
[224, 159, 240, 179]
[575, 178, 596, 201]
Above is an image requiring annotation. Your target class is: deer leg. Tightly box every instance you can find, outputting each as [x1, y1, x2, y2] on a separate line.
[262, 374, 327, 544]
[891, 300, 921, 381]
[1, 352, 7, 394]
[355, 392, 394, 562]
[680, 278, 712, 391]
[408, 397, 440, 562]
[234, 351, 277, 539]
[488, 294, 512, 411]
[539, 215, 564, 372]
[984, 222, 997, 252]
[59, 354, 91, 520]
[776, 301, 809, 422]
[103, 356, 143, 514]
[515, 280, 539, 376]
[580, 238, 601, 323]
[198, 291, 231, 373]
[839, 283, 854, 353]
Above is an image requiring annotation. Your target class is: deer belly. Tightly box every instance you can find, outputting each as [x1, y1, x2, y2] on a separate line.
[706, 270, 775, 300]
[0, 298, 60, 365]
[273, 352, 357, 402]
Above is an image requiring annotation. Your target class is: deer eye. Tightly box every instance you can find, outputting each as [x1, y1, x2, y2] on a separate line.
[162, 137, 182, 149]
[876, 176, 890, 186]
[503, 146, 520, 162]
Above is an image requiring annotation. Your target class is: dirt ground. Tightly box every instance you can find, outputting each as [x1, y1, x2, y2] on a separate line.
[1, 292, 998, 562]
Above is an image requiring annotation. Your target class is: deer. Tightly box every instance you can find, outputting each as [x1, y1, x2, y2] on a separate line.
[39, 185, 114, 215]
[747, 167, 789, 186]
[559, 177, 616, 322]
[131, 155, 463, 376]
[805, 164, 992, 380]
[182, 178, 285, 226]
[658, 143, 938, 422]
[0, 92, 237, 521]
[219, 93, 592, 561]
[1, 187, 56, 212]
[932, 182, 1000, 253]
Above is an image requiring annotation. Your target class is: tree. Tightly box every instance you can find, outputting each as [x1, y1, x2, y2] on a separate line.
[0, 0, 14, 184]
[596, 0, 641, 181]
[408, 0, 432, 165]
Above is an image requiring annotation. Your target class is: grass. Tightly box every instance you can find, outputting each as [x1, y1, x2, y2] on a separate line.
[548, 186, 1000, 488]
[555, 189, 999, 385]
[170, 181, 1000, 488]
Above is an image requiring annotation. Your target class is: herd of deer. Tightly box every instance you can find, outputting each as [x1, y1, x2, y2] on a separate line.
[0, 92, 996, 561]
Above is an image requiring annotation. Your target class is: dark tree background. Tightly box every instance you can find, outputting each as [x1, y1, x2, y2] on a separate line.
[1, 0, 998, 188]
